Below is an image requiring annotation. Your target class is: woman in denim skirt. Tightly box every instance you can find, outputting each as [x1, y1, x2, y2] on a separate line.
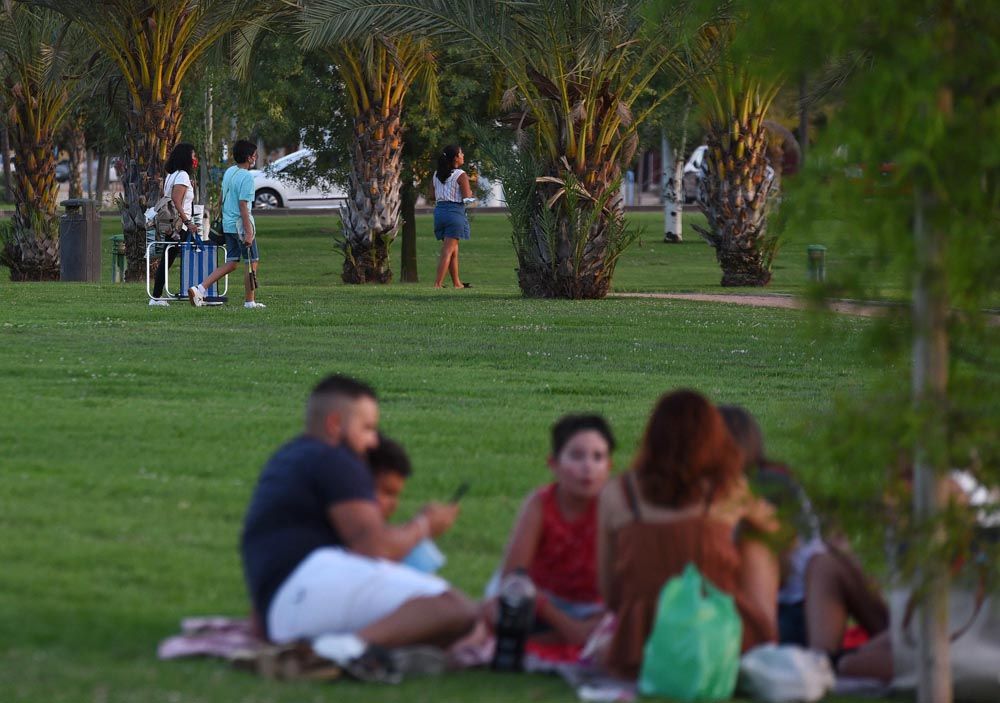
[432, 145, 473, 289]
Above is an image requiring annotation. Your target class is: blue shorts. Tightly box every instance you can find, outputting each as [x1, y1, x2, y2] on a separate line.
[225, 233, 259, 263]
[434, 201, 470, 241]
[778, 600, 808, 646]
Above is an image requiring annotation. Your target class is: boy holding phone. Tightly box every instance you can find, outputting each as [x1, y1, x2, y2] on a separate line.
[366, 435, 467, 574]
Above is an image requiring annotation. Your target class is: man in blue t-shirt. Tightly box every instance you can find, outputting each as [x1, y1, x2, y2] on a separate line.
[188, 139, 265, 309]
[240, 375, 476, 674]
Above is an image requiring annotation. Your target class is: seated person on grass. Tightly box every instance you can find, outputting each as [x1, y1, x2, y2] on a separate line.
[719, 405, 888, 669]
[490, 414, 616, 646]
[240, 375, 476, 676]
[366, 434, 412, 522]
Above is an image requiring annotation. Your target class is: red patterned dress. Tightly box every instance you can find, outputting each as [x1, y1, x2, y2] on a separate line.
[527, 483, 602, 611]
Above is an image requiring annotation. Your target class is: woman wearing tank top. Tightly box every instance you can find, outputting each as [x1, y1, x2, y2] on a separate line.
[432, 145, 473, 289]
[149, 142, 199, 306]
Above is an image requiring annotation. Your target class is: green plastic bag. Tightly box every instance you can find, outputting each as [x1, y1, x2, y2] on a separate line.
[638, 563, 742, 701]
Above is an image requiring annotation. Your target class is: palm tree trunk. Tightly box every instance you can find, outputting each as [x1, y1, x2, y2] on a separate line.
[339, 107, 402, 284]
[4, 122, 61, 280]
[714, 240, 773, 287]
[516, 170, 625, 299]
[121, 92, 183, 281]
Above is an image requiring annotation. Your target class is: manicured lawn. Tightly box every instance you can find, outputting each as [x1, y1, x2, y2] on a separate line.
[3, 212, 897, 702]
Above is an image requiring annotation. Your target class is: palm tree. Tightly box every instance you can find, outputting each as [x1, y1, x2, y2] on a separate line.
[0, 3, 82, 280]
[312, 35, 437, 284]
[298, 0, 720, 298]
[31, 0, 273, 280]
[692, 67, 783, 286]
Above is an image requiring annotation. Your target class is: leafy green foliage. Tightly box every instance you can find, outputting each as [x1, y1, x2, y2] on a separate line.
[735, 0, 1000, 581]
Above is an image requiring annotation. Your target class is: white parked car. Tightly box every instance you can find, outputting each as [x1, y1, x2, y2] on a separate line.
[682, 145, 708, 203]
[251, 148, 347, 209]
[476, 174, 505, 207]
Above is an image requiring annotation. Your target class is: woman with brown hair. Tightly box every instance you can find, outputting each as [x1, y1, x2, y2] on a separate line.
[596, 389, 780, 679]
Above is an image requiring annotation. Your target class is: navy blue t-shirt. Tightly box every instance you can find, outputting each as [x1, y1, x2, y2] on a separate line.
[240, 435, 375, 619]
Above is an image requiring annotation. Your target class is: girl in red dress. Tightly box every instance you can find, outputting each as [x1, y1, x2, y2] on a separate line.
[493, 414, 616, 645]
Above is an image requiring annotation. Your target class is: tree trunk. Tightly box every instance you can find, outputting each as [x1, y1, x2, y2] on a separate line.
[798, 75, 809, 168]
[1, 126, 12, 201]
[95, 153, 109, 207]
[515, 173, 624, 299]
[663, 96, 692, 243]
[663, 134, 684, 243]
[68, 117, 86, 200]
[635, 148, 645, 205]
[2, 110, 61, 280]
[714, 244, 773, 287]
[695, 97, 777, 287]
[339, 106, 403, 284]
[911, 188, 952, 703]
[121, 92, 183, 281]
[399, 167, 418, 282]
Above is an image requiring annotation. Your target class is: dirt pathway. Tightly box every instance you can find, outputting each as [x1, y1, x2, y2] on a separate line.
[613, 292, 1000, 325]
[612, 292, 893, 317]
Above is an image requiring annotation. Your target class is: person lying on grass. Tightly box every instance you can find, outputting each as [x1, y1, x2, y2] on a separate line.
[240, 374, 476, 679]
[486, 414, 616, 646]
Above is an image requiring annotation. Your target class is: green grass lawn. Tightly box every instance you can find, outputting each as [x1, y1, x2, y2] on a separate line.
[2, 213, 904, 702]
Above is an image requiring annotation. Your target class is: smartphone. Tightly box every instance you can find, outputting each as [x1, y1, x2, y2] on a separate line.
[449, 482, 470, 504]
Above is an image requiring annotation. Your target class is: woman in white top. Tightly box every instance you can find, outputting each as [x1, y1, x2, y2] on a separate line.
[432, 145, 473, 289]
[150, 142, 199, 305]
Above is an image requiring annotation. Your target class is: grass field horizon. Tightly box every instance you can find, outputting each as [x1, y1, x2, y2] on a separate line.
[2, 212, 915, 702]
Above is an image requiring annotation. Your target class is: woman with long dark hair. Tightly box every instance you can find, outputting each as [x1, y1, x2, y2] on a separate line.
[149, 142, 199, 305]
[596, 389, 780, 678]
[432, 145, 473, 289]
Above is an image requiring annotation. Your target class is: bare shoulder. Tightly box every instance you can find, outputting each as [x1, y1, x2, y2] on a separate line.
[519, 487, 545, 518]
[598, 475, 630, 530]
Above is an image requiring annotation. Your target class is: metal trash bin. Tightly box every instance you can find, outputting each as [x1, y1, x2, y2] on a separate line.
[59, 199, 101, 282]
[110, 235, 126, 282]
[807, 244, 827, 283]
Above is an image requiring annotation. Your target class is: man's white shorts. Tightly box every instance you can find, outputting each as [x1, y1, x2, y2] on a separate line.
[267, 547, 450, 643]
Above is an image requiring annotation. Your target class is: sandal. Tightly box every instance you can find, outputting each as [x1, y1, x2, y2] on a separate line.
[343, 645, 402, 684]
[233, 641, 344, 682]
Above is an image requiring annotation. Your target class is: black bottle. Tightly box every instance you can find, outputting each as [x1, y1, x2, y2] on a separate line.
[491, 569, 537, 672]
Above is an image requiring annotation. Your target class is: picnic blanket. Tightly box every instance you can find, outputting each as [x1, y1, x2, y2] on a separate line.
[158, 616, 263, 661]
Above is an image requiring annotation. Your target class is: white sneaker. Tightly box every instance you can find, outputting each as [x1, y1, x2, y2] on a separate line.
[244, 301, 266, 309]
[148, 299, 170, 307]
[313, 634, 366, 665]
[187, 284, 206, 307]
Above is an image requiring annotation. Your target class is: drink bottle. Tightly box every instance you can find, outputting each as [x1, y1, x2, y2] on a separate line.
[491, 569, 536, 672]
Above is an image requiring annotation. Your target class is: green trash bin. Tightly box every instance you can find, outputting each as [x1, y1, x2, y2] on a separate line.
[110, 235, 126, 282]
[807, 245, 827, 283]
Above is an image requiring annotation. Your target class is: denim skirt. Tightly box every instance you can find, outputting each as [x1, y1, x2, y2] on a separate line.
[433, 201, 470, 241]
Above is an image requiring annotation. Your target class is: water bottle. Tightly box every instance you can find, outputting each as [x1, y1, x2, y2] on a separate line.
[491, 569, 536, 672]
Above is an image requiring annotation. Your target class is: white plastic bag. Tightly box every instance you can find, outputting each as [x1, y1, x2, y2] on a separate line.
[738, 644, 834, 702]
